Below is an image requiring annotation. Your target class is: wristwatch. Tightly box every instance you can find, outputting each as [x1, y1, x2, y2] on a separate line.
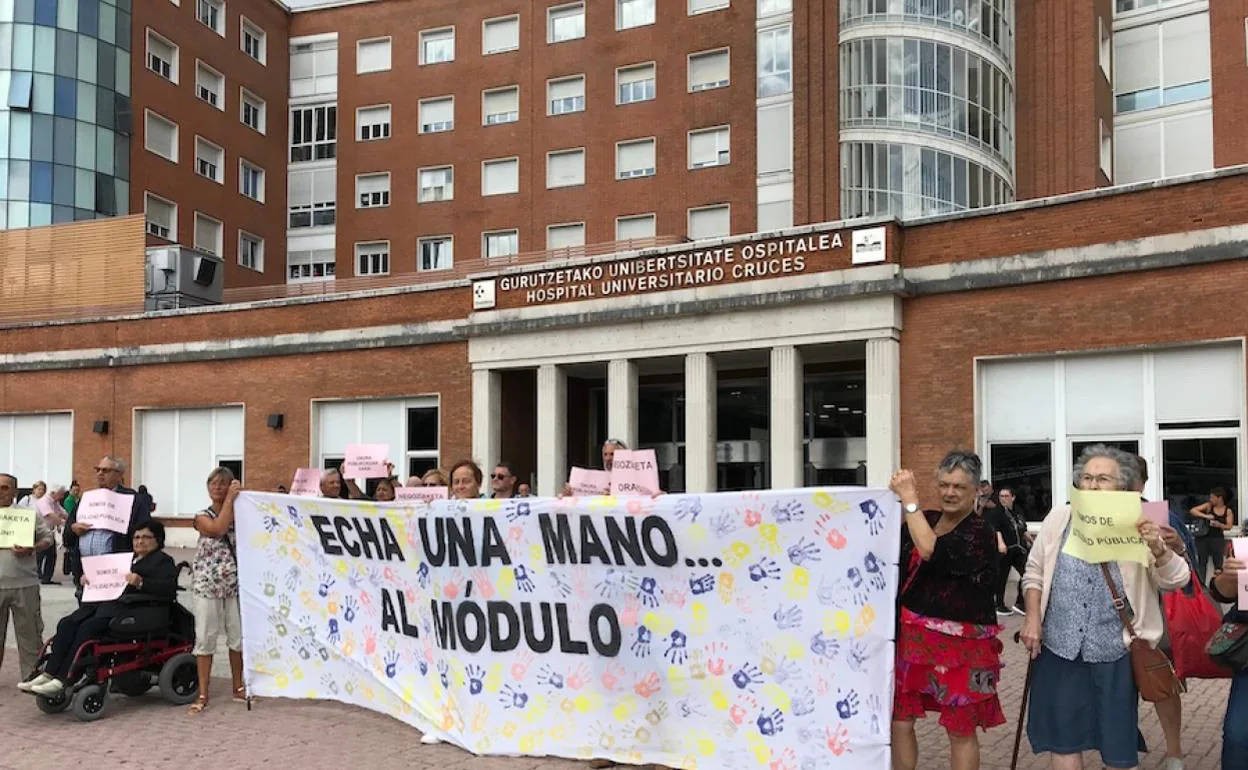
[904, 503, 920, 515]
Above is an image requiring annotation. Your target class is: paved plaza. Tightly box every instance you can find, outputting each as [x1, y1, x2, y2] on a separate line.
[1, 563, 1231, 770]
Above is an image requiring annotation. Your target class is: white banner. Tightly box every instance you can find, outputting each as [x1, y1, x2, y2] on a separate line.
[235, 488, 900, 769]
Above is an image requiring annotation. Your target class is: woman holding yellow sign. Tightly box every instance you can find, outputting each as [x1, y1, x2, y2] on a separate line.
[1020, 445, 1190, 770]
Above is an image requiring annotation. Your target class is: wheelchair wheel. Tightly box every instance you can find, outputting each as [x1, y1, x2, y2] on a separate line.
[35, 690, 71, 714]
[158, 653, 199, 705]
[71, 684, 107, 722]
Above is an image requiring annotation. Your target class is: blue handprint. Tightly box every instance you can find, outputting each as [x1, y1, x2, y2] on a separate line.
[466, 664, 485, 695]
[506, 501, 532, 522]
[286, 505, 302, 526]
[675, 498, 703, 522]
[514, 565, 535, 593]
[772, 605, 803, 630]
[263, 512, 281, 532]
[836, 689, 861, 720]
[384, 650, 399, 679]
[416, 562, 431, 589]
[417, 658, 429, 676]
[636, 576, 661, 609]
[320, 673, 339, 695]
[786, 537, 821, 567]
[327, 617, 341, 644]
[500, 684, 529, 710]
[537, 664, 565, 691]
[772, 500, 804, 523]
[664, 630, 688, 665]
[732, 663, 764, 691]
[792, 688, 816, 717]
[846, 566, 869, 606]
[710, 512, 737, 538]
[810, 631, 840, 661]
[285, 566, 300, 592]
[847, 639, 868, 673]
[756, 708, 785, 736]
[630, 625, 653, 658]
[437, 659, 450, 689]
[343, 596, 358, 623]
[860, 498, 885, 536]
[748, 557, 782, 583]
[550, 571, 573, 598]
[689, 573, 716, 595]
[596, 568, 634, 598]
[772, 656, 801, 684]
[863, 551, 886, 592]
[317, 572, 335, 598]
[676, 697, 704, 718]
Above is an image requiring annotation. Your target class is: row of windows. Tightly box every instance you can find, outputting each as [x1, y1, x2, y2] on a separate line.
[840, 0, 1014, 62]
[1111, 10, 1209, 116]
[840, 140, 1012, 220]
[142, 109, 264, 201]
[0, 158, 125, 216]
[0, 0, 132, 53]
[0, 24, 131, 99]
[142, 190, 264, 271]
[306, 205, 732, 281]
[144, 29, 268, 131]
[176, 0, 268, 64]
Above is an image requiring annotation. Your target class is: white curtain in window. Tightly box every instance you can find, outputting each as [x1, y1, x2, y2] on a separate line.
[547, 224, 584, 249]
[689, 51, 728, 86]
[145, 114, 175, 155]
[1161, 13, 1209, 88]
[357, 173, 389, 196]
[618, 64, 653, 86]
[547, 150, 584, 187]
[421, 97, 453, 125]
[146, 195, 174, 226]
[484, 88, 518, 114]
[195, 215, 220, 253]
[687, 206, 729, 239]
[483, 159, 519, 194]
[617, 215, 655, 240]
[549, 77, 583, 100]
[357, 39, 391, 72]
[617, 140, 655, 174]
[483, 18, 519, 52]
[757, 104, 792, 174]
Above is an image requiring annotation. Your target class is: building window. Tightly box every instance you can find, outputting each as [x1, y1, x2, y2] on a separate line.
[290, 104, 337, 162]
[144, 110, 178, 162]
[1099, 16, 1112, 79]
[1113, 12, 1211, 114]
[197, 0, 224, 36]
[357, 104, 391, 141]
[239, 231, 263, 271]
[757, 103, 792, 174]
[689, 0, 729, 13]
[195, 61, 225, 110]
[758, 0, 790, 15]
[241, 89, 266, 133]
[144, 192, 177, 239]
[617, 0, 655, 30]
[419, 96, 454, 133]
[549, 3, 586, 43]
[240, 160, 265, 202]
[420, 27, 455, 65]
[355, 241, 390, 276]
[194, 212, 223, 255]
[482, 158, 519, 196]
[688, 204, 730, 239]
[195, 137, 224, 183]
[287, 248, 336, 282]
[483, 15, 520, 54]
[1114, 110, 1213, 184]
[483, 229, 519, 259]
[146, 31, 178, 83]
[288, 167, 336, 227]
[617, 63, 656, 104]
[242, 19, 266, 63]
[291, 39, 338, 98]
[757, 25, 792, 97]
[483, 86, 520, 125]
[616, 138, 656, 178]
[1100, 119, 1113, 179]
[418, 166, 454, 202]
[356, 172, 391, 208]
[547, 148, 586, 188]
[616, 213, 656, 240]
[688, 48, 729, 91]
[357, 37, 392, 74]
[689, 126, 730, 168]
[547, 222, 585, 250]
[419, 236, 453, 271]
[548, 75, 585, 115]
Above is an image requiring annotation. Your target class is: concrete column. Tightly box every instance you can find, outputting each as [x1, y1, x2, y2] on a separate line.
[471, 369, 501, 470]
[607, 359, 639, 450]
[865, 337, 901, 488]
[769, 345, 804, 489]
[684, 352, 718, 493]
[536, 364, 567, 496]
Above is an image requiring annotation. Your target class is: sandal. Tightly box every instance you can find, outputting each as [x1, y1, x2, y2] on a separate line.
[232, 686, 253, 703]
[188, 696, 209, 715]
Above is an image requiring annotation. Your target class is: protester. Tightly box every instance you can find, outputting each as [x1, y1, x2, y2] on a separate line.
[188, 468, 245, 715]
[563, 439, 628, 496]
[373, 477, 397, 501]
[517, 482, 531, 497]
[345, 462, 398, 501]
[1206, 552, 1248, 767]
[421, 469, 448, 488]
[889, 450, 1004, 770]
[136, 483, 155, 514]
[448, 460, 483, 500]
[987, 485, 1029, 615]
[320, 467, 344, 499]
[275, 484, 289, 493]
[1, 472, 55, 680]
[26, 521, 177, 696]
[17, 480, 46, 509]
[63, 480, 80, 516]
[1021, 445, 1189, 770]
[63, 456, 153, 597]
[1189, 487, 1234, 584]
[37, 485, 68, 584]
[490, 462, 518, 499]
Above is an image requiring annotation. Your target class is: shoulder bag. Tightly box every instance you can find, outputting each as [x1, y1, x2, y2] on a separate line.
[1207, 622, 1248, 671]
[1099, 563, 1184, 702]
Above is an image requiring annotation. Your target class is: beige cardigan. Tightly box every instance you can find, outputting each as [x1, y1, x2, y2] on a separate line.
[1021, 505, 1190, 649]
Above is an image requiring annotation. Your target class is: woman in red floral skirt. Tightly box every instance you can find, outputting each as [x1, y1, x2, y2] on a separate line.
[889, 450, 1005, 770]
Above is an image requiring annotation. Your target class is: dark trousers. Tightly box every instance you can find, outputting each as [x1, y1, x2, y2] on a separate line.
[1195, 537, 1227, 585]
[995, 546, 1028, 608]
[36, 547, 57, 583]
[45, 608, 112, 680]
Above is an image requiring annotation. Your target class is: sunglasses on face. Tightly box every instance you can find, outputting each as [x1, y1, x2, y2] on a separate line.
[491, 473, 512, 480]
[94, 466, 120, 473]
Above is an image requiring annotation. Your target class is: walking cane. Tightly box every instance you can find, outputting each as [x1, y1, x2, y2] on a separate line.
[1010, 631, 1035, 770]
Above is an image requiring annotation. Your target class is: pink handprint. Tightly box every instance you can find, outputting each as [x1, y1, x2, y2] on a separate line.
[619, 595, 641, 626]
[566, 663, 591, 690]
[664, 585, 688, 608]
[770, 748, 796, 770]
[509, 525, 525, 544]
[443, 569, 465, 600]
[358, 590, 376, 616]
[364, 627, 377, 655]
[704, 642, 728, 676]
[511, 650, 536, 681]
[405, 587, 417, 605]
[471, 568, 496, 600]
[826, 723, 852, 756]
[633, 672, 662, 699]
[815, 512, 848, 549]
[744, 507, 763, 527]
[601, 662, 627, 691]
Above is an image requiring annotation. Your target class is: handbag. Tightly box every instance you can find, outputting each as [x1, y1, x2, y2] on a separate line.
[1206, 622, 1248, 671]
[1099, 563, 1184, 703]
[1186, 514, 1210, 539]
[1163, 577, 1229, 679]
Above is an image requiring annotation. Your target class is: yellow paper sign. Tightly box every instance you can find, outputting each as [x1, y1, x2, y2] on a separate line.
[0, 507, 36, 549]
[1061, 489, 1148, 565]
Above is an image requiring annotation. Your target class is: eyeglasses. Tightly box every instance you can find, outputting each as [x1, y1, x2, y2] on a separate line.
[491, 473, 512, 480]
[1079, 474, 1118, 488]
[133, 534, 156, 541]
[94, 466, 120, 473]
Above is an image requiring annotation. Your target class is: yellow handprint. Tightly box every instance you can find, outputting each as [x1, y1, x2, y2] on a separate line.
[690, 601, 710, 634]
[496, 568, 517, 599]
[784, 565, 811, 600]
[756, 523, 780, 555]
[723, 541, 751, 567]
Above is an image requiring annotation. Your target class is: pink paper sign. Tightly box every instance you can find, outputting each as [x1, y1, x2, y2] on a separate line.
[81, 552, 133, 603]
[395, 485, 449, 503]
[77, 488, 133, 535]
[1141, 501, 1170, 528]
[569, 467, 611, 497]
[290, 468, 322, 497]
[1234, 538, 1248, 611]
[343, 444, 390, 481]
[34, 495, 54, 516]
[609, 449, 661, 497]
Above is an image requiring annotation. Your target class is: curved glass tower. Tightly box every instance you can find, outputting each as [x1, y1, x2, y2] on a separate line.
[839, 0, 1015, 219]
[0, 0, 132, 230]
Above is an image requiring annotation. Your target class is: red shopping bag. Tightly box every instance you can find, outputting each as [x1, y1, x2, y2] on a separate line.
[1164, 577, 1230, 679]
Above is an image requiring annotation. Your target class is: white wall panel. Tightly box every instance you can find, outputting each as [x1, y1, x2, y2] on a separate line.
[982, 359, 1057, 441]
[136, 407, 245, 518]
[0, 413, 73, 489]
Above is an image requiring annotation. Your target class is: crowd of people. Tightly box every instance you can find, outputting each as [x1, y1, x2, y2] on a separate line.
[1, 442, 1244, 770]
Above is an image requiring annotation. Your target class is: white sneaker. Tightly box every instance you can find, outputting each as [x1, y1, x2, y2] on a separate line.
[29, 678, 65, 696]
[18, 673, 52, 692]
[419, 733, 442, 745]
[1161, 757, 1185, 770]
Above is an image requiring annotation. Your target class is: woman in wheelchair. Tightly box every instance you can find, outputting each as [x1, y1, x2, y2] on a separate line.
[22, 521, 177, 696]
